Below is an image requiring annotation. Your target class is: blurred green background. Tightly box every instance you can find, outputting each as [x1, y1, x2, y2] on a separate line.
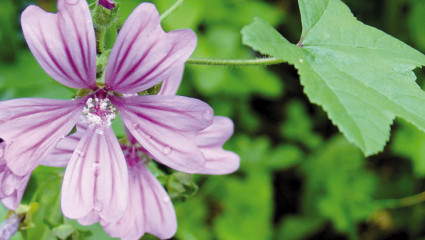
[2, 0, 425, 239]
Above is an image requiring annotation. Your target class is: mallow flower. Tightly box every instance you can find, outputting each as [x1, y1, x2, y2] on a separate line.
[99, 81, 240, 239]
[40, 80, 240, 238]
[42, 115, 239, 239]
[0, 0, 212, 222]
[100, 116, 239, 240]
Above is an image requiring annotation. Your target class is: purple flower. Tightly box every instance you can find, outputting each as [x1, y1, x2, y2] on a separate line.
[47, 115, 238, 239]
[98, 0, 115, 9]
[42, 74, 239, 238]
[1, 0, 212, 221]
[95, 74, 240, 239]
[100, 128, 177, 239]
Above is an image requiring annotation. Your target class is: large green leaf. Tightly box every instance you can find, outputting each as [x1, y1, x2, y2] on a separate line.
[241, 0, 425, 156]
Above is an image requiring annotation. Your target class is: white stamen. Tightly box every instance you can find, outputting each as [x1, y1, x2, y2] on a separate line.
[83, 97, 117, 135]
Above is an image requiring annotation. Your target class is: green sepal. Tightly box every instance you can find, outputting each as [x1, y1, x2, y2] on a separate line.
[165, 172, 199, 202]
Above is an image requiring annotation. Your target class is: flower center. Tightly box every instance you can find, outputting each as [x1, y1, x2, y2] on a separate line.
[121, 143, 150, 170]
[83, 97, 116, 135]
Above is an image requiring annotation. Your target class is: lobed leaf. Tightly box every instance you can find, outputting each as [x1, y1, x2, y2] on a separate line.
[242, 0, 425, 155]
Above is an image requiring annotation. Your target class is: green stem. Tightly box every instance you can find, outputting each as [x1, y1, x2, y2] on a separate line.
[160, 0, 185, 22]
[186, 57, 284, 66]
[98, 28, 106, 54]
[379, 190, 425, 209]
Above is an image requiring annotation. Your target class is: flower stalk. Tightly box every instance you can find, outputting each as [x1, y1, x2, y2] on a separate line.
[160, 0, 185, 22]
[379, 190, 425, 209]
[186, 57, 284, 66]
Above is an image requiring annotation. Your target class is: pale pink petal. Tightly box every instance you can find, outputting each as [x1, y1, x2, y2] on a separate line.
[124, 125, 138, 145]
[102, 171, 143, 238]
[41, 120, 88, 167]
[0, 145, 31, 209]
[61, 127, 128, 221]
[196, 116, 234, 148]
[196, 117, 240, 175]
[0, 98, 83, 176]
[77, 210, 100, 226]
[157, 66, 184, 96]
[103, 164, 176, 239]
[21, 0, 97, 89]
[111, 95, 214, 173]
[104, 3, 196, 93]
[199, 148, 240, 175]
[0, 173, 31, 210]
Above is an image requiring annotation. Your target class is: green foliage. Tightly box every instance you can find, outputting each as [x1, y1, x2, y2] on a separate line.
[276, 216, 325, 240]
[301, 136, 379, 234]
[213, 171, 273, 240]
[281, 100, 322, 149]
[2, 0, 425, 239]
[408, 0, 425, 52]
[392, 120, 425, 177]
[242, 0, 425, 156]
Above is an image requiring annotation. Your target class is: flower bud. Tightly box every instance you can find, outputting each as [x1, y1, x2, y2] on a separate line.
[98, 0, 115, 10]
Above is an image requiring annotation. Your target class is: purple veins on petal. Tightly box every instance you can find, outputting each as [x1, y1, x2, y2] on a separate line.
[104, 2, 196, 94]
[158, 70, 240, 175]
[15, 2, 226, 237]
[21, 0, 97, 89]
[61, 127, 128, 222]
[0, 98, 84, 176]
[111, 94, 213, 173]
[102, 135, 177, 240]
[41, 119, 87, 168]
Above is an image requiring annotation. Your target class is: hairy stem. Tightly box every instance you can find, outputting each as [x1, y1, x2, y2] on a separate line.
[160, 0, 185, 22]
[98, 28, 106, 54]
[186, 57, 284, 66]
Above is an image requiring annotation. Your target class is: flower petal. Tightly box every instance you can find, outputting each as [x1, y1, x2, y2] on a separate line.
[0, 98, 83, 176]
[199, 148, 240, 175]
[196, 117, 240, 175]
[77, 210, 100, 226]
[104, 3, 196, 93]
[41, 120, 88, 167]
[61, 127, 128, 221]
[0, 172, 31, 210]
[111, 95, 214, 173]
[103, 164, 176, 239]
[21, 0, 97, 89]
[0, 144, 31, 209]
[157, 66, 184, 96]
[196, 116, 234, 148]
